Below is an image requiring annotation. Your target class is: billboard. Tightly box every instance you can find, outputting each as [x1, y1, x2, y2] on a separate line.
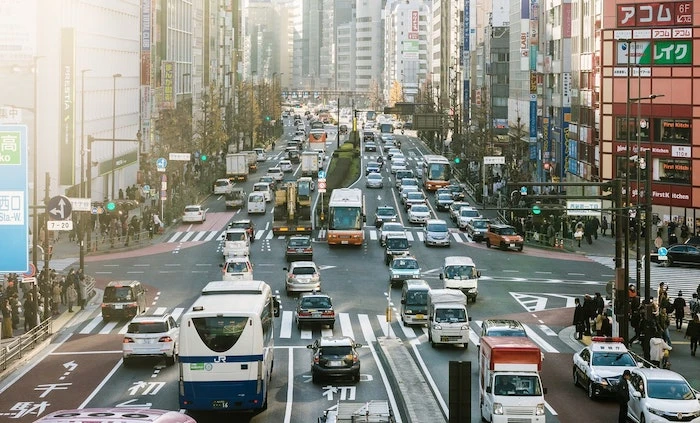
[0, 125, 29, 272]
[162, 61, 175, 109]
[616, 40, 691, 65]
[60, 27, 75, 186]
[617, 2, 692, 27]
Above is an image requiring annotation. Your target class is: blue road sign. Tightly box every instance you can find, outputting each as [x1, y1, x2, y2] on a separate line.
[657, 247, 668, 257]
[318, 170, 326, 179]
[0, 125, 29, 272]
[156, 157, 167, 169]
[520, 186, 528, 195]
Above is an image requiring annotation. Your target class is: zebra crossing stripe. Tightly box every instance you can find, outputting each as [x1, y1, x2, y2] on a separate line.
[376, 314, 389, 337]
[300, 329, 312, 339]
[451, 232, 462, 242]
[255, 230, 264, 240]
[416, 232, 424, 242]
[399, 322, 417, 338]
[179, 232, 195, 242]
[369, 230, 378, 241]
[321, 328, 333, 337]
[338, 313, 354, 339]
[118, 322, 129, 334]
[80, 315, 103, 335]
[358, 314, 376, 343]
[191, 231, 207, 242]
[153, 307, 167, 315]
[167, 232, 183, 243]
[405, 232, 414, 242]
[523, 324, 558, 353]
[280, 311, 293, 339]
[99, 320, 119, 335]
[265, 231, 274, 240]
[203, 231, 219, 242]
[170, 308, 184, 321]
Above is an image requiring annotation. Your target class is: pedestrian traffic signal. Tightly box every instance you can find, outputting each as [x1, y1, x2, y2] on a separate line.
[454, 157, 461, 164]
[532, 204, 541, 215]
[200, 154, 207, 162]
[265, 115, 271, 121]
[106, 201, 116, 212]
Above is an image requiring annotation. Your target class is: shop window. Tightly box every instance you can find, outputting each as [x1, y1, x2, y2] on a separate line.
[615, 117, 649, 142]
[654, 119, 691, 144]
[655, 158, 691, 184]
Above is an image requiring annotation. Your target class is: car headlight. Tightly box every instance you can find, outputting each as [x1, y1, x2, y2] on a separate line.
[433, 324, 442, 330]
[461, 325, 469, 330]
[493, 403, 503, 415]
[592, 374, 607, 385]
[535, 403, 545, 416]
[647, 407, 665, 417]
[391, 274, 400, 279]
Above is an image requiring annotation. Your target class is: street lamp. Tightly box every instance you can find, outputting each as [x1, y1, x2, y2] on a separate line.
[79, 68, 91, 274]
[111, 73, 122, 200]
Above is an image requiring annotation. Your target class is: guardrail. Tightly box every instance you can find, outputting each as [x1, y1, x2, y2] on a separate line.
[0, 317, 53, 372]
[524, 231, 577, 251]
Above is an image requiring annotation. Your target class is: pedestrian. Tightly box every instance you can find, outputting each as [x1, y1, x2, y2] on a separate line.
[52, 282, 62, 316]
[601, 309, 613, 337]
[672, 291, 686, 331]
[584, 219, 596, 244]
[601, 216, 609, 236]
[591, 216, 600, 240]
[582, 294, 596, 336]
[649, 336, 672, 367]
[593, 292, 605, 316]
[10, 294, 20, 330]
[1, 298, 13, 339]
[685, 314, 700, 356]
[573, 298, 586, 340]
[690, 293, 700, 316]
[78, 277, 87, 310]
[23, 293, 37, 331]
[657, 303, 672, 346]
[617, 369, 631, 423]
[594, 312, 605, 336]
[66, 284, 77, 313]
[574, 222, 584, 247]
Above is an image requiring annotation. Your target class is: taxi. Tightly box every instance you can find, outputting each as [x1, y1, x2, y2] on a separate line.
[573, 336, 640, 399]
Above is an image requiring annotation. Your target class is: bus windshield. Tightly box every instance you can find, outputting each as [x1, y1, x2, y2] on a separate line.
[330, 207, 362, 230]
[427, 163, 451, 181]
[193, 316, 249, 353]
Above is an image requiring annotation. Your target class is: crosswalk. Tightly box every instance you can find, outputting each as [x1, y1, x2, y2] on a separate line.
[587, 255, 699, 302]
[74, 307, 568, 352]
[166, 227, 475, 244]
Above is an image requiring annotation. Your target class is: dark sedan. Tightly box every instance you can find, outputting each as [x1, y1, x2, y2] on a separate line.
[364, 141, 377, 152]
[365, 162, 381, 175]
[650, 244, 700, 267]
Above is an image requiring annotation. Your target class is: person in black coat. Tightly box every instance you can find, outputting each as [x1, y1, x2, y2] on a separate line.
[573, 298, 586, 340]
[582, 294, 596, 336]
[617, 370, 631, 423]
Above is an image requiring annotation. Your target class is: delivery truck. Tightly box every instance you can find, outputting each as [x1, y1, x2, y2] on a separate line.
[301, 151, 319, 177]
[226, 153, 249, 181]
[426, 289, 470, 348]
[479, 337, 547, 423]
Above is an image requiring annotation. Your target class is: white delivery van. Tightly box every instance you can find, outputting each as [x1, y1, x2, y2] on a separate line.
[253, 182, 272, 202]
[222, 228, 250, 258]
[440, 256, 480, 303]
[247, 192, 266, 214]
[427, 289, 470, 348]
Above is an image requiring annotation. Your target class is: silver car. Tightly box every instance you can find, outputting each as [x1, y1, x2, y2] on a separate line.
[408, 204, 431, 224]
[424, 219, 451, 247]
[379, 222, 407, 246]
[366, 173, 384, 189]
[284, 261, 321, 295]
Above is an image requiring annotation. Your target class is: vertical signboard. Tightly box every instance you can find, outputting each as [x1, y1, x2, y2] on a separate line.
[411, 10, 419, 32]
[141, 0, 152, 145]
[0, 125, 29, 272]
[60, 27, 75, 186]
[162, 61, 175, 109]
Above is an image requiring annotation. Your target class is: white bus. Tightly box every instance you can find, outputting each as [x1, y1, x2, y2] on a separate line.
[327, 188, 365, 246]
[178, 280, 279, 412]
[421, 155, 452, 191]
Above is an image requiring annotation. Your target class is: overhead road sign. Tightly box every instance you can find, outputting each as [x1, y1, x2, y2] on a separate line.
[0, 125, 29, 272]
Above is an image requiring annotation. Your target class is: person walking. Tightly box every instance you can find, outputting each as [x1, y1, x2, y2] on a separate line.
[66, 284, 78, 313]
[78, 277, 87, 311]
[617, 370, 631, 423]
[582, 294, 596, 336]
[573, 298, 586, 340]
[51, 282, 62, 316]
[672, 291, 686, 331]
[649, 336, 672, 367]
[685, 314, 700, 356]
[594, 292, 605, 316]
[690, 293, 700, 316]
[10, 294, 20, 330]
[601, 216, 609, 236]
[574, 222, 584, 247]
[1, 298, 13, 339]
[23, 293, 37, 331]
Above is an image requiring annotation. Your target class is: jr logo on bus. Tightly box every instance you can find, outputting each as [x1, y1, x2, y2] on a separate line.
[214, 356, 227, 363]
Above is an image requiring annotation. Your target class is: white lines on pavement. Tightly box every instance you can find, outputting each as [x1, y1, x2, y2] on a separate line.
[539, 324, 557, 337]
[99, 321, 119, 335]
[410, 339, 448, 418]
[283, 348, 294, 423]
[164, 263, 181, 267]
[133, 264, 150, 267]
[126, 271, 144, 274]
[170, 308, 184, 321]
[300, 329, 312, 339]
[535, 271, 552, 274]
[94, 271, 113, 274]
[191, 231, 207, 241]
[179, 232, 195, 242]
[321, 328, 333, 338]
[376, 315, 389, 337]
[153, 307, 167, 315]
[567, 273, 585, 276]
[399, 323, 416, 339]
[358, 314, 376, 343]
[338, 313, 354, 340]
[167, 233, 181, 243]
[502, 269, 520, 273]
[545, 401, 558, 416]
[80, 315, 103, 334]
[280, 311, 293, 339]
[523, 324, 558, 353]
[203, 231, 219, 242]
[369, 231, 378, 241]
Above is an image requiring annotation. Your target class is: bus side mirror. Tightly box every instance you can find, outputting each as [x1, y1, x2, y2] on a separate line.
[439, 274, 444, 280]
[273, 297, 281, 317]
[486, 386, 492, 394]
[400, 299, 406, 304]
[477, 271, 482, 277]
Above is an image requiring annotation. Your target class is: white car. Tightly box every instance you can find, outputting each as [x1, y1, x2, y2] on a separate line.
[457, 207, 482, 229]
[573, 337, 640, 400]
[390, 159, 407, 174]
[404, 191, 427, 210]
[253, 182, 272, 202]
[626, 368, 700, 423]
[279, 160, 294, 172]
[379, 222, 407, 247]
[267, 167, 284, 182]
[254, 148, 266, 162]
[220, 257, 254, 281]
[182, 205, 206, 223]
[400, 185, 420, 203]
[122, 314, 179, 366]
[408, 204, 431, 224]
[213, 178, 233, 195]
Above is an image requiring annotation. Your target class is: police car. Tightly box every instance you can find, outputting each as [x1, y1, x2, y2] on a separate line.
[573, 336, 640, 399]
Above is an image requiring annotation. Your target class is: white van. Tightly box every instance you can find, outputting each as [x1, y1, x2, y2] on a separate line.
[247, 192, 266, 214]
[252, 182, 272, 202]
[440, 256, 480, 303]
[222, 228, 250, 258]
[401, 279, 430, 326]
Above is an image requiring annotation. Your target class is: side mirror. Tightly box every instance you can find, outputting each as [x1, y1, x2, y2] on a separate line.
[439, 274, 444, 280]
[543, 387, 548, 395]
[400, 299, 406, 305]
[477, 271, 482, 277]
[408, 243, 412, 247]
[355, 343, 363, 348]
[468, 316, 473, 321]
[219, 264, 224, 268]
[283, 267, 288, 271]
[486, 386, 492, 394]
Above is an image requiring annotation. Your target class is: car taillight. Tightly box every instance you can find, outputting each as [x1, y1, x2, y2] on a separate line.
[298, 311, 311, 316]
[159, 336, 173, 343]
[321, 310, 334, 317]
[123, 337, 134, 344]
[288, 273, 294, 279]
[304, 248, 312, 253]
[313, 355, 319, 364]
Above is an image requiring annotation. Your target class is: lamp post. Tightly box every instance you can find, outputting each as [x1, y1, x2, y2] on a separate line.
[30, 57, 42, 275]
[111, 73, 122, 200]
[79, 68, 91, 274]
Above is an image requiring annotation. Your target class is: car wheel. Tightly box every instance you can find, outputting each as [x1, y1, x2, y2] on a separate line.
[662, 258, 672, 267]
[573, 367, 580, 387]
[165, 353, 176, 366]
[312, 371, 320, 384]
[518, 245, 523, 252]
[587, 381, 597, 400]
[329, 323, 335, 330]
[485, 239, 491, 248]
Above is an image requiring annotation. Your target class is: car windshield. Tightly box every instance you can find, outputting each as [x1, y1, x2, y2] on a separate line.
[487, 328, 527, 337]
[493, 375, 543, 396]
[193, 316, 248, 353]
[330, 207, 363, 230]
[402, 179, 417, 186]
[215, 181, 229, 187]
[226, 262, 249, 273]
[472, 220, 489, 229]
[646, 380, 695, 400]
[319, 346, 352, 357]
[497, 227, 517, 235]
[434, 308, 467, 323]
[104, 286, 134, 302]
[185, 207, 200, 213]
[229, 222, 249, 230]
[386, 238, 408, 249]
[393, 259, 418, 269]
[405, 291, 428, 306]
[226, 232, 246, 241]
[444, 265, 477, 279]
[427, 223, 448, 232]
[460, 209, 479, 217]
[451, 203, 467, 212]
[377, 207, 395, 216]
[292, 266, 317, 275]
[407, 193, 424, 200]
[127, 322, 168, 334]
[438, 194, 452, 201]
[590, 352, 637, 367]
[383, 224, 403, 232]
[254, 185, 267, 191]
[368, 174, 381, 180]
[412, 205, 429, 213]
[300, 297, 331, 309]
[249, 194, 264, 202]
[288, 238, 310, 247]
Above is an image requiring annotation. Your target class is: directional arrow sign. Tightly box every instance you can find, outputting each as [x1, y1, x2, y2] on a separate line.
[47, 195, 72, 220]
[63, 360, 78, 371]
[115, 399, 153, 408]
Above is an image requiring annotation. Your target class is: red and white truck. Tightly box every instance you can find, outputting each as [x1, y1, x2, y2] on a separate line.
[479, 336, 547, 422]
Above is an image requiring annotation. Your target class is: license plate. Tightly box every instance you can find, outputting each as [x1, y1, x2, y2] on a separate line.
[415, 314, 424, 319]
[312, 312, 321, 317]
[212, 400, 229, 408]
[341, 241, 348, 244]
[328, 360, 343, 367]
[510, 243, 515, 247]
[114, 304, 123, 310]
[296, 248, 305, 252]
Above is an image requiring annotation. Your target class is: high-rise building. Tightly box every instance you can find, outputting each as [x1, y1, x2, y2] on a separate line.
[355, 0, 386, 95]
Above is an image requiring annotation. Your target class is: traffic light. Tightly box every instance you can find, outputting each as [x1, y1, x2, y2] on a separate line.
[200, 154, 207, 162]
[106, 201, 116, 212]
[265, 115, 271, 121]
[532, 204, 541, 215]
[454, 157, 461, 164]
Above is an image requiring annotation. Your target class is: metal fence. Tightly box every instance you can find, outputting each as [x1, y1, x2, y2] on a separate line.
[0, 318, 53, 372]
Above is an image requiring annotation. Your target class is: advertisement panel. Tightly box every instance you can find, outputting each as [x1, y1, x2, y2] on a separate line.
[411, 10, 419, 32]
[404, 40, 419, 60]
[0, 125, 29, 272]
[162, 61, 175, 109]
[60, 27, 75, 186]
[617, 2, 692, 27]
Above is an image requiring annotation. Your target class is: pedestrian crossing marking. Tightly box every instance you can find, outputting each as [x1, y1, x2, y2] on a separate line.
[170, 307, 184, 321]
[203, 231, 219, 242]
[300, 329, 312, 339]
[416, 232, 424, 242]
[280, 311, 293, 339]
[80, 315, 103, 335]
[153, 307, 167, 315]
[167, 232, 182, 243]
[369, 231, 378, 241]
[338, 313, 354, 339]
[321, 328, 333, 337]
[510, 292, 549, 312]
[99, 320, 119, 335]
[255, 230, 264, 240]
[376, 315, 389, 337]
[539, 324, 557, 337]
[399, 323, 416, 338]
[451, 233, 461, 242]
[405, 232, 414, 242]
[358, 314, 376, 342]
[191, 231, 207, 242]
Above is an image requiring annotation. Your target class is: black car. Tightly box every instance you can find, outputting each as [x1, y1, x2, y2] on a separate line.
[365, 162, 381, 175]
[307, 336, 362, 383]
[285, 235, 313, 262]
[650, 244, 700, 267]
[384, 234, 411, 265]
[434, 193, 454, 211]
[446, 184, 466, 201]
[364, 141, 377, 152]
[374, 205, 398, 228]
[296, 292, 335, 329]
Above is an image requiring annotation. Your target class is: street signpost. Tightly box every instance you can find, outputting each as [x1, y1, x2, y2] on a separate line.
[156, 157, 167, 172]
[47, 220, 74, 231]
[67, 197, 91, 212]
[0, 125, 29, 272]
[318, 170, 326, 179]
[47, 195, 73, 220]
[317, 179, 327, 193]
[168, 152, 191, 161]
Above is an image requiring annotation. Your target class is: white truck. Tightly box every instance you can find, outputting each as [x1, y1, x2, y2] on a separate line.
[226, 153, 249, 181]
[300, 151, 320, 177]
[479, 337, 546, 423]
[439, 256, 480, 303]
[426, 289, 470, 348]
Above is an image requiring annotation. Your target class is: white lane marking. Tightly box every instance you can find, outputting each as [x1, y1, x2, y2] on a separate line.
[469, 328, 480, 346]
[451, 232, 461, 241]
[376, 314, 389, 337]
[339, 313, 354, 340]
[191, 231, 207, 241]
[368, 341, 403, 423]
[300, 329, 312, 339]
[99, 321, 119, 335]
[255, 230, 265, 240]
[153, 307, 167, 315]
[80, 315, 103, 334]
[266, 231, 274, 240]
[369, 230, 378, 241]
[279, 311, 292, 339]
[539, 324, 558, 336]
[133, 264, 150, 267]
[167, 232, 182, 243]
[203, 231, 219, 242]
[510, 292, 548, 312]
[416, 232, 424, 242]
[410, 339, 448, 418]
[79, 359, 124, 409]
[399, 323, 416, 338]
[545, 401, 558, 415]
[321, 328, 333, 338]
[523, 324, 558, 353]
[179, 232, 195, 242]
[405, 232, 414, 242]
[283, 348, 294, 423]
[358, 314, 376, 343]
[118, 322, 129, 334]
[170, 308, 184, 321]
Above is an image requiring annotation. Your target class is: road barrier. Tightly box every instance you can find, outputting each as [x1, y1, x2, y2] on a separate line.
[0, 317, 53, 372]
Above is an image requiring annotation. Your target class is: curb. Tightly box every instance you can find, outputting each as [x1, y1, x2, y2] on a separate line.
[373, 338, 412, 422]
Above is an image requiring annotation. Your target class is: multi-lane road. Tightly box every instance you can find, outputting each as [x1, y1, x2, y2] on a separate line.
[0, 120, 676, 422]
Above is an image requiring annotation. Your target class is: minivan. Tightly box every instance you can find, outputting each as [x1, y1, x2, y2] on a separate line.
[440, 256, 480, 302]
[252, 182, 272, 202]
[101, 280, 147, 321]
[401, 279, 430, 326]
[247, 192, 266, 214]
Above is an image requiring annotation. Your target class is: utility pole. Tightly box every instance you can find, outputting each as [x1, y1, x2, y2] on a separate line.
[42, 172, 51, 321]
[613, 178, 628, 342]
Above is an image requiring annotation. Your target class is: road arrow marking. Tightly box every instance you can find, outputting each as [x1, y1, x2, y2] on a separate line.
[115, 399, 153, 408]
[63, 360, 78, 371]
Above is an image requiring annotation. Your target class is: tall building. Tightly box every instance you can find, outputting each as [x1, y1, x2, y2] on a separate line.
[355, 0, 386, 95]
[430, 0, 463, 108]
